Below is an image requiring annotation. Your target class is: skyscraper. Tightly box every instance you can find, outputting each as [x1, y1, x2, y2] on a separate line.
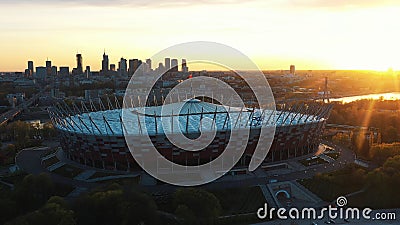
[110, 64, 116, 71]
[28, 61, 34, 76]
[118, 58, 127, 76]
[129, 59, 142, 74]
[128, 59, 135, 75]
[76, 54, 83, 74]
[165, 58, 171, 71]
[85, 66, 91, 78]
[51, 66, 57, 76]
[171, 59, 178, 72]
[59, 67, 70, 76]
[102, 52, 109, 75]
[290, 65, 295, 75]
[146, 59, 152, 71]
[182, 59, 188, 72]
[46, 60, 52, 76]
[35, 67, 46, 80]
[157, 63, 164, 72]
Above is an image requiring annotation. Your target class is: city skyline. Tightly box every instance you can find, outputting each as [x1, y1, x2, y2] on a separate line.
[1, 1, 400, 71]
[21, 53, 192, 75]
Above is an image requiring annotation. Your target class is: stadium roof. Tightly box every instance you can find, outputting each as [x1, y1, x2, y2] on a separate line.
[51, 99, 325, 136]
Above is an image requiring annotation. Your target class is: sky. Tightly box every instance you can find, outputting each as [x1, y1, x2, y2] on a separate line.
[0, 0, 400, 71]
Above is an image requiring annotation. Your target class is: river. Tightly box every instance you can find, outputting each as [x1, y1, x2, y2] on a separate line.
[330, 92, 400, 103]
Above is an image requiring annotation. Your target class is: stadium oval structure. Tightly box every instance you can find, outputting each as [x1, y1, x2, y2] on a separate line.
[48, 98, 333, 172]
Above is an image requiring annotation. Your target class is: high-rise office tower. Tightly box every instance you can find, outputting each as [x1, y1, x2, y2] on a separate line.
[85, 66, 91, 78]
[51, 66, 57, 76]
[110, 64, 116, 71]
[59, 67, 70, 76]
[128, 59, 135, 75]
[35, 67, 46, 80]
[171, 59, 178, 72]
[76, 54, 83, 74]
[182, 59, 188, 72]
[129, 59, 142, 74]
[138, 60, 142, 69]
[165, 58, 171, 71]
[118, 58, 127, 76]
[146, 59, 152, 71]
[102, 52, 109, 74]
[157, 63, 164, 72]
[290, 65, 295, 75]
[28, 61, 34, 76]
[46, 60, 52, 76]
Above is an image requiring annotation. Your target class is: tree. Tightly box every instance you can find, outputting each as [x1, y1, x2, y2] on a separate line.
[73, 188, 124, 225]
[14, 173, 55, 213]
[173, 188, 221, 224]
[73, 184, 159, 225]
[0, 198, 17, 224]
[6, 196, 76, 225]
[370, 143, 400, 165]
[383, 126, 398, 143]
[121, 188, 159, 225]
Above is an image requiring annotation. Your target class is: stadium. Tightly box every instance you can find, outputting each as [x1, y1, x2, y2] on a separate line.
[48, 97, 333, 172]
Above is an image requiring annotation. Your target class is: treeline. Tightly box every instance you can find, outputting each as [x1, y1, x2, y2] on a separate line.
[328, 99, 400, 143]
[1, 173, 225, 225]
[369, 143, 400, 165]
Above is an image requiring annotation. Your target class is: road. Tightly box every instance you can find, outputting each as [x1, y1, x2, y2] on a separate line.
[0, 93, 40, 126]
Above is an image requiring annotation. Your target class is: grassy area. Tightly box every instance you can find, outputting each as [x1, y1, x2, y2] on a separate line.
[299, 179, 361, 202]
[299, 157, 328, 167]
[211, 186, 265, 216]
[299, 164, 366, 202]
[53, 165, 84, 178]
[42, 156, 60, 168]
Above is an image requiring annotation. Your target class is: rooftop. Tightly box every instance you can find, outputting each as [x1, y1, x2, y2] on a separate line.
[53, 99, 324, 136]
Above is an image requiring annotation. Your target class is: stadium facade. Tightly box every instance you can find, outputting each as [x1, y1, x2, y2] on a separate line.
[48, 98, 333, 171]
